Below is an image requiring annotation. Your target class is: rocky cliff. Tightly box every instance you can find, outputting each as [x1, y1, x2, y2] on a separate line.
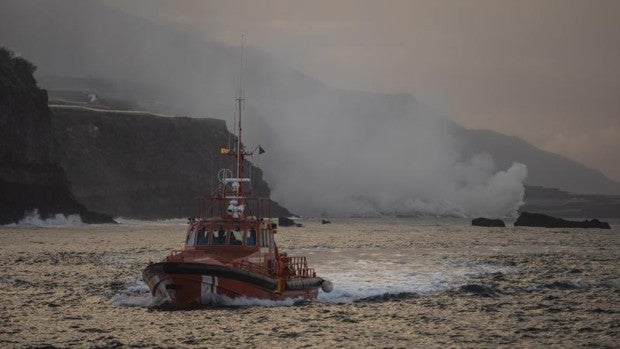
[51, 105, 290, 219]
[521, 186, 620, 219]
[0, 48, 113, 224]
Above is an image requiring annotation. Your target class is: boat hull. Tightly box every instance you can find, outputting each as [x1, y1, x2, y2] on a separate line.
[143, 262, 322, 306]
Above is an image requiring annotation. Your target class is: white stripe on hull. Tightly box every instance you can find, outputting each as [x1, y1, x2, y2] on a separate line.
[201, 275, 219, 304]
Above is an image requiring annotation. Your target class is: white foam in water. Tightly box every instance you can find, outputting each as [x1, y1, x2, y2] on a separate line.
[111, 279, 166, 307]
[316, 256, 516, 304]
[208, 295, 298, 307]
[7, 209, 84, 227]
[126, 279, 151, 293]
[111, 293, 167, 307]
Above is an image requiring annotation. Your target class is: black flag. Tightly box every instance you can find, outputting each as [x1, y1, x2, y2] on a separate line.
[258, 146, 266, 154]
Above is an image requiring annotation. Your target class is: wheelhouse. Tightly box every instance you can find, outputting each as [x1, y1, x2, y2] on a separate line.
[185, 219, 275, 251]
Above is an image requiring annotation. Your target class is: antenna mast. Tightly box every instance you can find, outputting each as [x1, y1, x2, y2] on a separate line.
[236, 35, 245, 179]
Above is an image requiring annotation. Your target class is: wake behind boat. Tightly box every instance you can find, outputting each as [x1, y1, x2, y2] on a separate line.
[142, 42, 332, 307]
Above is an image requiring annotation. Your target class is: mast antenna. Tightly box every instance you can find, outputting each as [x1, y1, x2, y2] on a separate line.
[238, 34, 245, 101]
[235, 35, 245, 179]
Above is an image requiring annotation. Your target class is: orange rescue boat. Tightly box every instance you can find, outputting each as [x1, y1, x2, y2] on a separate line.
[142, 51, 332, 307]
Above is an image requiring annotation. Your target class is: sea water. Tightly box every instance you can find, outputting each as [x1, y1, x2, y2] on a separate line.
[0, 218, 617, 347]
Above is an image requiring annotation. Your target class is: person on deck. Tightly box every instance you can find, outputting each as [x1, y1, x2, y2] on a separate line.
[213, 227, 226, 245]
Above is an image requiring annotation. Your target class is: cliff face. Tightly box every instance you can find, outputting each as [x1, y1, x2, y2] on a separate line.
[0, 48, 113, 224]
[521, 186, 620, 219]
[51, 106, 291, 219]
[0, 54, 52, 165]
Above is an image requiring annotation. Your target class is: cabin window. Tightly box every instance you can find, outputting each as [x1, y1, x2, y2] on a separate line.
[186, 229, 196, 247]
[260, 229, 271, 248]
[228, 229, 243, 246]
[213, 228, 226, 246]
[246, 229, 257, 246]
[196, 230, 211, 246]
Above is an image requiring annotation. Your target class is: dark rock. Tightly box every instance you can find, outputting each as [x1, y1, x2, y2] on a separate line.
[278, 217, 295, 227]
[321, 219, 331, 224]
[0, 48, 114, 225]
[80, 210, 116, 224]
[472, 217, 506, 227]
[295, 223, 303, 227]
[514, 212, 610, 229]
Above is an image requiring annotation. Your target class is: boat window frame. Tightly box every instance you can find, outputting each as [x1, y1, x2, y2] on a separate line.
[260, 229, 266, 247]
[200, 222, 262, 248]
[245, 228, 257, 246]
[186, 228, 196, 247]
[260, 229, 273, 248]
[196, 229, 211, 246]
[227, 229, 244, 246]
[212, 227, 227, 246]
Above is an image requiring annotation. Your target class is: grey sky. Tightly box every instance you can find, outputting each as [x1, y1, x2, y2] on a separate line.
[103, 0, 620, 181]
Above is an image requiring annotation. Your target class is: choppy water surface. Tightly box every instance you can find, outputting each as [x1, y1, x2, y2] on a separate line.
[0, 218, 618, 348]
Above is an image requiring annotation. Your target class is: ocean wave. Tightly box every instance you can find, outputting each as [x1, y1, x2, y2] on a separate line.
[5, 209, 84, 227]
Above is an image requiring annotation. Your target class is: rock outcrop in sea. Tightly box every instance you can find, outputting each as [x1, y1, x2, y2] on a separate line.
[0, 48, 114, 224]
[514, 212, 610, 229]
[472, 218, 506, 227]
[278, 217, 295, 227]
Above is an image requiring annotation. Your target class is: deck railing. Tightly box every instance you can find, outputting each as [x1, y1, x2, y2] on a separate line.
[166, 250, 316, 279]
[286, 256, 316, 278]
[231, 256, 316, 279]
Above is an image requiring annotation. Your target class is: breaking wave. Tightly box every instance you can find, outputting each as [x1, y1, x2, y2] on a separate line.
[209, 295, 298, 307]
[111, 279, 167, 307]
[6, 209, 84, 227]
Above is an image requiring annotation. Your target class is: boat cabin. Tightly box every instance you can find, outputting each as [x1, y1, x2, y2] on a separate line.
[185, 220, 275, 252]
